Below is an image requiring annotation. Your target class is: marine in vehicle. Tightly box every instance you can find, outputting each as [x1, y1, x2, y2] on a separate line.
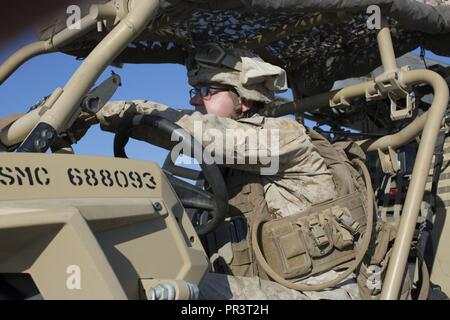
[0, 0, 450, 300]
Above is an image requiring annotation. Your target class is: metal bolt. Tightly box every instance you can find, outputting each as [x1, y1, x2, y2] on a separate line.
[187, 283, 200, 300]
[148, 283, 176, 300]
[34, 138, 47, 151]
[153, 202, 163, 211]
[41, 129, 54, 140]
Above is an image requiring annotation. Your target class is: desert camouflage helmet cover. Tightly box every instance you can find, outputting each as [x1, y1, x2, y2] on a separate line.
[187, 44, 288, 103]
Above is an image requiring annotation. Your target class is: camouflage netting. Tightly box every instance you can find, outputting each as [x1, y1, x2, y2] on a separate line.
[37, 0, 450, 95]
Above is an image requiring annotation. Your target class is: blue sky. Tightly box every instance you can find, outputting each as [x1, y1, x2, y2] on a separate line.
[1, 32, 449, 168]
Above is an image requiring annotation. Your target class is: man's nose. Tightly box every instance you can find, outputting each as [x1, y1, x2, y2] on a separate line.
[190, 92, 204, 107]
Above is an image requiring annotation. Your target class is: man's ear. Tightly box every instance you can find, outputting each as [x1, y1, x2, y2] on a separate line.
[240, 98, 253, 113]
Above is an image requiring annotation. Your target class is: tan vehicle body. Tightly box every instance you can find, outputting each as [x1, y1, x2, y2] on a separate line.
[0, 153, 208, 299]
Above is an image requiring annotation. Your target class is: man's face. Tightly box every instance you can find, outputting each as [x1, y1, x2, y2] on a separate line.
[190, 84, 252, 118]
[190, 85, 237, 118]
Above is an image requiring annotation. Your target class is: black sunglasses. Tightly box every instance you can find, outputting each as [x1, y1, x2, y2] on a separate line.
[189, 86, 230, 100]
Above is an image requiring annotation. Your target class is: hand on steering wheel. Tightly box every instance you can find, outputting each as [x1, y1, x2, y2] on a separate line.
[113, 114, 228, 236]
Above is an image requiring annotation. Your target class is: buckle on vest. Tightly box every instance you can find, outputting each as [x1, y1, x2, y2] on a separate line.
[309, 217, 329, 247]
[332, 207, 360, 235]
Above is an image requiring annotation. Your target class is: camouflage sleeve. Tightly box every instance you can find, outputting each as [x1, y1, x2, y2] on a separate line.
[97, 100, 328, 176]
[176, 112, 301, 174]
[97, 100, 184, 130]
[97, 100, 186, 150]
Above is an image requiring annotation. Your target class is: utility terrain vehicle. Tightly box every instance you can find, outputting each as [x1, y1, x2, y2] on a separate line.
[1, 0, 450, 300]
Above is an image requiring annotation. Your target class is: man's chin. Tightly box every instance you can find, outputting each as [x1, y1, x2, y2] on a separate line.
[195, 107, 207, 114]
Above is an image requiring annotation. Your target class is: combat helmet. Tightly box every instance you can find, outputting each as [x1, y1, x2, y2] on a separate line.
[187, 43, 288, 105]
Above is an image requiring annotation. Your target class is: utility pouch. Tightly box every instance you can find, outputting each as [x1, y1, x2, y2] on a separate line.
[226, 240, 253, 277]
[261, 191, 367, 280]
[263, 221, 313, 279]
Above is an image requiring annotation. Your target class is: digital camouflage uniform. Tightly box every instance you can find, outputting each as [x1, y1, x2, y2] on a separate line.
[95, 45, 363, 300]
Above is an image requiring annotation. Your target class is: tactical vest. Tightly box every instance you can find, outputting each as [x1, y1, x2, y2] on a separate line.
[205, 129, 368, 279]
[205, 171, 268, 278]
[307, 130, 410, 298]
[204, 130, 410, 298]
[306, 128, 367, 197]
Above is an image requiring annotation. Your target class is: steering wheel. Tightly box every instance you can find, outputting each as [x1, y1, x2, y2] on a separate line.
[113, 115, 228, 236]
